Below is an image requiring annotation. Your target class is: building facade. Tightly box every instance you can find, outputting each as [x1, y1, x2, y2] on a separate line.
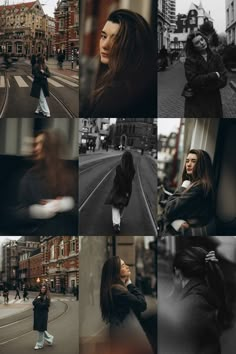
[79, 118, 110, 151]
[158, 0, 176, 50]
[226, 0, 236, 44]
[0, 0, 55, 57]
[54, 0, 79, 60]
[170, 1, 214, 52]
[114, 118, 157, 150]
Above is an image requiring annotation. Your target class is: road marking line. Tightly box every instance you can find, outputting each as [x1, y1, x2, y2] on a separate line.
[48, 78, 63, 87]
[27, 75, 33, 82]
[54, 76, 78, 87]
[72, 75, 78, 80]
[14, 76, 28, 87]
[0, 76, 5, 88]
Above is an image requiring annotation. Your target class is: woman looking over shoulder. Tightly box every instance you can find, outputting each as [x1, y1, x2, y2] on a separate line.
[81, 9, 157, 118]
[183, 31, 227, 118]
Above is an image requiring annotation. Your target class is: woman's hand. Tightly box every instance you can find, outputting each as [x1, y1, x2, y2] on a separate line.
[180, 222, 190, 229]
[205, 250, 218, 263]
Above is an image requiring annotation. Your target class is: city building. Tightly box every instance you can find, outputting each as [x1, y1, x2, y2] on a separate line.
[170, 1, 214, 52]
[79, 118, 110, 151]
[40, 236, 79, 293]
[113, 118, 157, 151]
[0, 0, 55, 57]
[54, 0, 79, 60]
[158, 0, 176, 50]
[226, 0, 236, 44]
[1, 237, 40, 288]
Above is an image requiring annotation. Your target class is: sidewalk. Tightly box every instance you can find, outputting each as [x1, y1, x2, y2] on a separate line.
[25, 57, 79, 81]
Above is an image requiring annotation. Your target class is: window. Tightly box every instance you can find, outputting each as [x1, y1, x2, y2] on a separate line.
[70, 236, 76, 253]
[231, 2, 235, 22]
[50, 245, 54, 260]
[60, 240, 64, 256]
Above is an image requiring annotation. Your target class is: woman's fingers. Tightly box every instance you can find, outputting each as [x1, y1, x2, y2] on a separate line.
[205, 251, 218, 262]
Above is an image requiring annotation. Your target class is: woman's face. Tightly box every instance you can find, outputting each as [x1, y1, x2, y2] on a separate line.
[185, 153, 197, 175]
[33, 133, 45, 160]
[41, 286, 46, 294]
[100, 21, 120, 64]
[192, 35, 207, 53]
[120, 259, 130, 279]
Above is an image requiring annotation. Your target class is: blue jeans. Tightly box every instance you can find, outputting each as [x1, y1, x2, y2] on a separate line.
[35, 330, 53, 348]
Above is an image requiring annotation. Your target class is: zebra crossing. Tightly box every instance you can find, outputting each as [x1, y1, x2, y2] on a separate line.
[0, 74, 79, 89]
[1, 297, 77, 305]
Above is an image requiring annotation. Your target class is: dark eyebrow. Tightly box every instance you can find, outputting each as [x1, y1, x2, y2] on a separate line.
[101, 30, 116, 37]
[101, 30, 107, 35]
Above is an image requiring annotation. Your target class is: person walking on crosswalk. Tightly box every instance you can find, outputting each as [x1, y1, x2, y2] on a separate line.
[15, 286, 21, 300]
[33, 283, 54, 350]
[23, 287, 29, 301]
[30, 55, 51, 117]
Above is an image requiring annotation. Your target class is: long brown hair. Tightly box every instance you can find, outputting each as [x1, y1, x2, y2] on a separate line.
[182, 149, 214, 196]
[120, 151, 135, 182]
[100, 256, 127, 323]
[93, 9, 156, 103]
[185, 30, 209, 57]
[37, 283, 51, 305]
[36, 54, 47, 71]
[32, 130, 77, 198]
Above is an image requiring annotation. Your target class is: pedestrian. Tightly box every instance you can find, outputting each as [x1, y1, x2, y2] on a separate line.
[23, 287, 29, 301]
[100, 256, 153, 354]
[105, 151, 135, 234]
[162, 149, 215, 236]
[159, 45, 168, 70]
[30, 54, 51, 117]
[15, 286, 21, 299]
[183, 30, 227, 118]
[159, 247, 226, 354]
[33, 284, 54, 350]
[16, 129, 78, 235]
[3, 286, 9, 304]
[57, 50, 64, 69]
[81, 9, 156, 118]
[31, 54, 37, 74]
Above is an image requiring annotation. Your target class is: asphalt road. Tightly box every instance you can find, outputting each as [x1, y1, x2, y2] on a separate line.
[0, 59, 78, 118]
[79, 151, 157, 236]
[0, 297, 78, 353]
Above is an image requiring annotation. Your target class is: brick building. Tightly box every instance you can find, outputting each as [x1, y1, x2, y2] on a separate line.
[54, 0, 79, 60]
[0, 0, 55, 57]
[41, 236, 79, 293]
[19, 248, 42, 288]
[114, 118, 157, 151]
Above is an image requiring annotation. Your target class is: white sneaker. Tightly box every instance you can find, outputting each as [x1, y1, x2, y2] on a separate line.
[34, 345, 43, 350]
[45, 336, 54, 345]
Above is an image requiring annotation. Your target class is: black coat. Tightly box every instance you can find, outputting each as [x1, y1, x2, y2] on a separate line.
[164, 279, 221, 354]
[184, 50, 227, 118]
[30, 65, 50, 98]
[105, 165, 135, 208]
[164, 184, 213, 233]
[85, 77, 157, 118]
[33, 295, 50, 332]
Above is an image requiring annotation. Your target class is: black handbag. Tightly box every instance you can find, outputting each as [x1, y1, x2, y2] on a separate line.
[181, 83, 194, 98]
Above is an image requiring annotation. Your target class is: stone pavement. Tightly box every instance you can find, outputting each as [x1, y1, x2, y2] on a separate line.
[158, 60, 236, 118]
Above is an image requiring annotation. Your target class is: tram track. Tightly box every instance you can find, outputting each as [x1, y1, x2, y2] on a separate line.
[0, 71, 9, 119]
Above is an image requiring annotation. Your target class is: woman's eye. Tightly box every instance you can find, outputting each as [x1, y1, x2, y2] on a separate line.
[101, 34, 106, 39]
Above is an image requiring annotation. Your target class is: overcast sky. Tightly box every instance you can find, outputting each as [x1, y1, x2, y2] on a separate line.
[0, 0, 58, 17]
[158, 118, 181, 136]
[0, 236, 21, 243]
[176, 0, 226, 34]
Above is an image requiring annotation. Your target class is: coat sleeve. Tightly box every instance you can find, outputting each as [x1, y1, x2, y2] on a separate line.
[165, 185, 204, 221]
[185, 55, 227, 91]
[114, 284, 147, 313]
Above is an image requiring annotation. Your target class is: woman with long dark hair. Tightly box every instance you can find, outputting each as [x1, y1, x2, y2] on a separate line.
[17, 130, 78, 235]
[81, 9, 157, 118]
[100, 256, 153, 354]
[163, 149, 214, 235]
[30, 55, 51, 117]
[105, 151, 135, 233]
[33, 284, 54, 350]
[183, 31, 227, 118]
[159, 247, 226, 354]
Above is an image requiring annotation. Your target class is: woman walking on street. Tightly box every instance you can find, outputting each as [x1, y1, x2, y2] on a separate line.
[33, 284, 54, 350]
[183, 31, 227, 118]
[100, 256, 153, 354]
[23, 287, 29, 301]
[3, 286, 9, 304]
[81, 9, 157, 118]
[105, 151, 135, 234]
[30, 55, 51, 117]
[15, 286, 21, 300]
[162, 149, 214, 236]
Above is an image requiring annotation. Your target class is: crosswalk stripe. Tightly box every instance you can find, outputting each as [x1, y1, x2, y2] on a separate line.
[72, 75, 78, 80]
[14, 76, 29, 87]
[0, 76, 5, 88]
[48, 78, 63, 87]
[27, 75, 33, 82]
[53, 76, 79, 87]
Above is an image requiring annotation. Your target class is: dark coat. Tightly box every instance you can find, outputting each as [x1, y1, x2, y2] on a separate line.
[164, 279, 221, 354]
[85, 77, 157, 118]
[33, 294, 50, 332]
[30, 64, 50, 98]
[163, 184, 214, 234]
[184, 50, 227, 118]
[105, 165, 135, 208]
